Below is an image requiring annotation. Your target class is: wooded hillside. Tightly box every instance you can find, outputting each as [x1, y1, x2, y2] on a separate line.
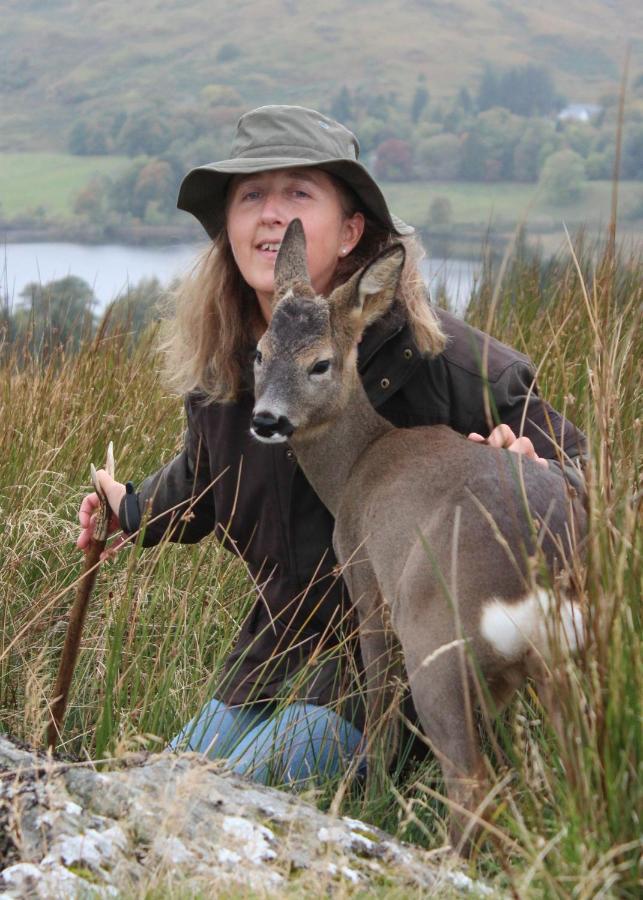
[2, 0, 640, 151]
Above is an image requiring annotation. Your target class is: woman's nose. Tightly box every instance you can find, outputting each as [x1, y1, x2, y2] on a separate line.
[259, 192, 286, 225]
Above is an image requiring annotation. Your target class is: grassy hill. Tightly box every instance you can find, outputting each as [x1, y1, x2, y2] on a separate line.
[2, 0, 641, 152]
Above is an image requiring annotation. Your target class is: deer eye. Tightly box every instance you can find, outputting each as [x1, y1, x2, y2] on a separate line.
[309, 359, 331, 376]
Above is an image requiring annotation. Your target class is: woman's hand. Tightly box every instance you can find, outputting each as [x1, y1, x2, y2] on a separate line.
[77, 469, 128, 560]
[468, 424, 548, 468]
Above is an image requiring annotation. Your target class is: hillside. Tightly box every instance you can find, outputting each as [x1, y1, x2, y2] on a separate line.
[2, 0, 641, 152]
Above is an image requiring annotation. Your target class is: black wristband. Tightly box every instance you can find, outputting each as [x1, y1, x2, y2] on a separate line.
[119, 481, 141, 534]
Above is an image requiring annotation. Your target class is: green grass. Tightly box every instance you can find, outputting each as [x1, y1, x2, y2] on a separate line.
[0, 234, 641, 896]
[383, 179, 643, 235]
[0, 153, 130, 218]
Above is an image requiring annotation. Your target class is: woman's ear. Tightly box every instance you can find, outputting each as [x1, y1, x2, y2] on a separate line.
[339, 211, 365, 257]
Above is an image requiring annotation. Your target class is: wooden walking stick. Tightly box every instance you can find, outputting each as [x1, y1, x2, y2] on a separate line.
[47, 442, 115, 752]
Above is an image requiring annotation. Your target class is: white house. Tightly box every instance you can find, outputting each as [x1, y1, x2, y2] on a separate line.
[557, 104, 602, 124]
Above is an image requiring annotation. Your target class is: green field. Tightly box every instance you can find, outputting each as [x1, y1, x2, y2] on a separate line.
[0, 153, 130, 219]
[384, 179, 643, 233]
[3, 151, 643, 252]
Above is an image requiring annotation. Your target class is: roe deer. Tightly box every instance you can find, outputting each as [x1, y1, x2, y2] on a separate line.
[250, 219, 586, 852]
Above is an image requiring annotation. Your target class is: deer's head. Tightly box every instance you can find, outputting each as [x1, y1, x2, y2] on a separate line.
[251, 218, 405, 443]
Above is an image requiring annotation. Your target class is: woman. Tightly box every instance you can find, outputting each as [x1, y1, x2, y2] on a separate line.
[78, 105, 585, 786]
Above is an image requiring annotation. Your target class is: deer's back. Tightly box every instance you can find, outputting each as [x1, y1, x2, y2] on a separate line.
[334, 425, 584, 609]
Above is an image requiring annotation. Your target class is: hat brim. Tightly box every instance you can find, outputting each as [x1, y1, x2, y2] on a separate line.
[177, 156, 414, 240]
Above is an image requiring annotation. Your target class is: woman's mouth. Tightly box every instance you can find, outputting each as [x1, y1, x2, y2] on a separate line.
[256, 241, 281, 257]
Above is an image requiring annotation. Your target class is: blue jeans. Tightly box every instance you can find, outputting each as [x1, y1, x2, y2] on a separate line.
[169, 696, 366, 787]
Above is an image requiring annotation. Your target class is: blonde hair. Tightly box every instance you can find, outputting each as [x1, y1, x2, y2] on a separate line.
[161, 178, 445, 403]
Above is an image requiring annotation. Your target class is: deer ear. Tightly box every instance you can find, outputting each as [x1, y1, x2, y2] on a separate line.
[273, 218, 316, 304]
[352, 244, 406, 329]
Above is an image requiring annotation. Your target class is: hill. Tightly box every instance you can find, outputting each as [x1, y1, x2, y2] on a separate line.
[2, 0, 641, 152]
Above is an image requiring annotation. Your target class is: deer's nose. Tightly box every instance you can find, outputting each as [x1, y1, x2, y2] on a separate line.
[251, 411, 294, 438]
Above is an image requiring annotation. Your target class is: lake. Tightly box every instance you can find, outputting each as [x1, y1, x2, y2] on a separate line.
[1, 242, 478, 315]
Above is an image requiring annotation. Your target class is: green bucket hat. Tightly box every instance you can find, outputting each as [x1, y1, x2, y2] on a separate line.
[177, 104, 414, 239]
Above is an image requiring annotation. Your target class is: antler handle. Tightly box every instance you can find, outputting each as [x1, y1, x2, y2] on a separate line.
[47, 442, 114, 752]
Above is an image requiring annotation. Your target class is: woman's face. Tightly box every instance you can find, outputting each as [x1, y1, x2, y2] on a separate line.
[226, 168, 364, 321]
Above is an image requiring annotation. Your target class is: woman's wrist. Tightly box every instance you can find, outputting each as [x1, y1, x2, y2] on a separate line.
[119, 481, 141, 534]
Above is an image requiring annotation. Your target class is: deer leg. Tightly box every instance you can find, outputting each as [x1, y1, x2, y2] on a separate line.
[403, 642, 489, 854]
[351, 580, 403, 793]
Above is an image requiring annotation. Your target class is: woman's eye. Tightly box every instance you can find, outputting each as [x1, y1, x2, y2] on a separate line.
[253, 348, 263, 365]
[309, 359, 331, 376]
[292, 189, 310, 199]
[242, 190, 261, 201]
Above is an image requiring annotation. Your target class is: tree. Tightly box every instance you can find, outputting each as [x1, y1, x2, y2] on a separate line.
[499, 65, 559, 116]
[115, 112, 173, 156]
[0, 291, 15, 350]
[459, 130, 486, 181]
[477, 64, 560, 117]
[585, 150, 613, 180]
[73, 176, 108, 223]
[457, 86, 473, 115]
[107, 159, 175, 221]
[410, 77, 429, 124]
[513, 121, 560, 182]
[68, 121, 112, 155]
[539, 150, 587, 204]
[13, 276, 96, 355]
[415, 134, 462, 180]
[133, 160, 175, 219]
[350, 115, 393, 155]
[622, 125, 643, 179]
[477, 65, 499, 111]
[373, 139, 413, 181]
[459, 109, 523, 181]
[108, 161, 145, 220]
[330, 86, 353, 124]
[106, 277, 163, 336]
[427, 196, 453, 227]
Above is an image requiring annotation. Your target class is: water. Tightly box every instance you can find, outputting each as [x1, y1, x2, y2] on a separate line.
[420, 257, 479, 314]
[0, 242, 203, 310]
[1, 242, 478, 314]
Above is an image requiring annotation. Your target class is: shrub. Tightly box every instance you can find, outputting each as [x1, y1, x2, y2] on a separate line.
[539, 149, 587, 204]
[374, 139, 413, 181]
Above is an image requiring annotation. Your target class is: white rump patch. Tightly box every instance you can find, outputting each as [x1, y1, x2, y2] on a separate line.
[480, 590, 584, 661]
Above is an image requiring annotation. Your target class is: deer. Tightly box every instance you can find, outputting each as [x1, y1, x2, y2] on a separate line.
[249, 218, 586, 852]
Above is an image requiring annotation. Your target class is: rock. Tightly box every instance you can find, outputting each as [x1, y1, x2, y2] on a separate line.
[0, 736, 492, 897]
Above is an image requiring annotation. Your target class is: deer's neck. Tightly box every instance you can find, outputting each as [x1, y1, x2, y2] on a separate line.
[290, 368, 393, 517]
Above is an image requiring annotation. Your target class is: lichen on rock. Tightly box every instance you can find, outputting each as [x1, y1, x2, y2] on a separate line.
[0, 736, 491, 897]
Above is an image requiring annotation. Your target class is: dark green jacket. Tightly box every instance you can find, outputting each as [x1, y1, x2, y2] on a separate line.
[120, 306, 585, 726]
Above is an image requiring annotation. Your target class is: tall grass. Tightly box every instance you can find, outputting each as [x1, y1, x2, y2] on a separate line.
[0, 236, 640, 896]
[464, 234, 641, 895]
